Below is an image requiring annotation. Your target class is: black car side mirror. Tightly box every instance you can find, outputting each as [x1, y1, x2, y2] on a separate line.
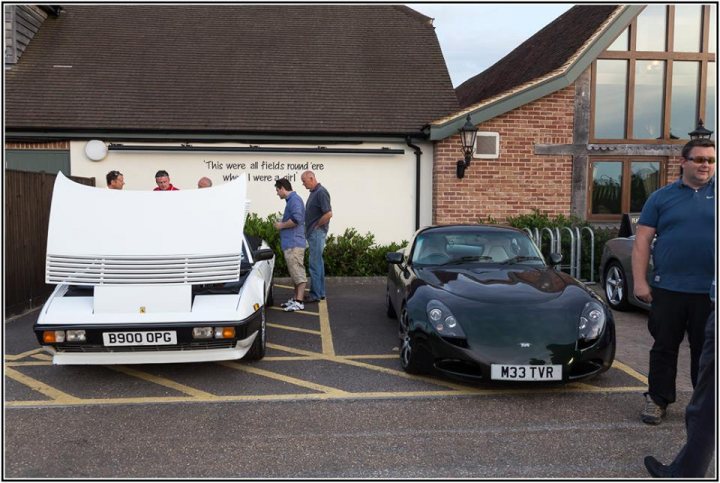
[386, 252, 404, 265]
[549, 253, 563, 266]
[253, 248, 275, 262]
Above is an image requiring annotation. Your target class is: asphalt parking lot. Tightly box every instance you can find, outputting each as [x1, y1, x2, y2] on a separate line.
[4, 277, 708, 478]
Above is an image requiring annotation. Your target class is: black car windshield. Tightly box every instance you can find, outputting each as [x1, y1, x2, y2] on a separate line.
[411, 230, 545, 267]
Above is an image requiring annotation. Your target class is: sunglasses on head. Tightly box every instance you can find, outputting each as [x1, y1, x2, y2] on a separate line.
[686, 156, 716, 165]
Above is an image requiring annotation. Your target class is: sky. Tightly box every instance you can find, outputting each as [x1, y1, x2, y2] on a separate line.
[407, 3, 573, 87]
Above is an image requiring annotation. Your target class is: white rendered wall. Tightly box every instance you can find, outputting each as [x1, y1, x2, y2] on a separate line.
[70, 141, 434, 245]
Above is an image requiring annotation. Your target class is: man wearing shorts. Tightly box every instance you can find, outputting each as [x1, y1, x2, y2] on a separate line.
[273, 178, 306, 312]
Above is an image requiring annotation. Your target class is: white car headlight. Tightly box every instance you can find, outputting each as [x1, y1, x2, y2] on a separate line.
[579, 301, 606, 341]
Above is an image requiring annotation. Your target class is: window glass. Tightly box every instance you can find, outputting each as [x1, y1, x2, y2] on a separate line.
[592, 162, 623, 214]
[607, 28, 629, 51]
[633, 60, 666, 139]
[708, 5, 716, 53]
[594, 60, 627, 139]
[673, 5, 703, 52]
[630, 162, 660, 211]
[670, 62, 700, 139]
[705, 62, 716, 135]
[636, 5, 667, 51]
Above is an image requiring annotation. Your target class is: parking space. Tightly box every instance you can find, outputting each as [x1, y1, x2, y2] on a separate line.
[4, 278, 657, 408]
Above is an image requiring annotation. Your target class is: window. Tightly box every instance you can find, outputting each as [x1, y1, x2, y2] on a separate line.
[591, 5, 716, 141]
[588, 158, 664, 219]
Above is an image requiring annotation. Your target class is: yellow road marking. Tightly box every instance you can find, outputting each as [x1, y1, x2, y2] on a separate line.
[4, 367, 81, 402]
[274, 283, 295, 290]
[32, 353, 53, 361]
[612, 360, 648, 385]
[317, 299, 335, 356]
[267, 343, 481, 393]
[264, 355, 325, 361]
[218, 361, 349, 395]
[343, 354, 397, 360]
[269, 306, 319, 316]
[107, 366, 215, 398]
[267, 323, 321, 336]
[4, 348, 45, 361]
[6, 361, 52, 367]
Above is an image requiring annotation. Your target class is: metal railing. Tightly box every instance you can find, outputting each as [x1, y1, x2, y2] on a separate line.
[524, 226, 595, 283]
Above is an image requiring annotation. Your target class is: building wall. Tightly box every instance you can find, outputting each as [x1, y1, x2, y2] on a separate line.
[433, 85, 575, 224]
[67, 140, 434, 245]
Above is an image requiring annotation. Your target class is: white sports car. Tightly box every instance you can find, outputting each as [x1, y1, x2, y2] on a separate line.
[33, 173, 275, 365]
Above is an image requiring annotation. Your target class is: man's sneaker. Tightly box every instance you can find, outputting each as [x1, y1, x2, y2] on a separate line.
[283, 300, 305, 312]
[641, 393, 666, 425]
[280, 298, 295, 309]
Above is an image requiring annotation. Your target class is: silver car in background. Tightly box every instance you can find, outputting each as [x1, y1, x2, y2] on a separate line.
[599, 214, 651, 312]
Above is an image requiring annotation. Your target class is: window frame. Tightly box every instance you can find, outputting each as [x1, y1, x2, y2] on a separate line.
[586, 156, 667, 221]
[590, 5, 716, 143]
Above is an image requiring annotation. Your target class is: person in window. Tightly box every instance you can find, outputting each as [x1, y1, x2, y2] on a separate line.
[632, 138, 715, 426]
[106, 170, 124, 190]
[153, 170, 179, 191]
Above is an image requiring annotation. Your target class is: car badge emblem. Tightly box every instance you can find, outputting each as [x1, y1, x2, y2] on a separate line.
[519, 342, 531, 348]
[139, 306, 146, 314]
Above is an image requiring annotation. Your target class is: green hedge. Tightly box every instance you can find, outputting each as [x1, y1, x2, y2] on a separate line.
[502, 209, 618, 283]
[244, 212, 406, 277]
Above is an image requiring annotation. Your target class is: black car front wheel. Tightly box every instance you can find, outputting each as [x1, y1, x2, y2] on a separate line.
[400, 334, 432, 375]
[604, 261, 631, 311]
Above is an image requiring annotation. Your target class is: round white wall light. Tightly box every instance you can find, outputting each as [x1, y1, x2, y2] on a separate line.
[85, 140, 108, 161]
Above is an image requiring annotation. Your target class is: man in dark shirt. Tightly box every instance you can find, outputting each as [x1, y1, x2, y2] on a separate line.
[301, 170, 332, 303]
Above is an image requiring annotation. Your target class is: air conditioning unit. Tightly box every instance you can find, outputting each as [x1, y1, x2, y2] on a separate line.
[473, 132, 500, 159]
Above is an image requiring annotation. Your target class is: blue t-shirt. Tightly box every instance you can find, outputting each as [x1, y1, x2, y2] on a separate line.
[280, 191, 306, 250]
[638, 177, 715, 293]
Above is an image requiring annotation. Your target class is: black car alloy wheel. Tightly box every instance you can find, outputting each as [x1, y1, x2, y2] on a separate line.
[399, 306, 430, 374]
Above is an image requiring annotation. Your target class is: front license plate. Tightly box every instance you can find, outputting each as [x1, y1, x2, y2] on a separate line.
[491, 364, 562, 381]
[102, 331, 177, 346]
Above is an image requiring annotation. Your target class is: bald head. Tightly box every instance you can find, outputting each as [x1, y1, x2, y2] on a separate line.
[197, 177, 212, 189]
[301, 170, 318, 191]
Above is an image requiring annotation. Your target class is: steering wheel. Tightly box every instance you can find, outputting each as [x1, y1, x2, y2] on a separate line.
[420, 253, 450, 265]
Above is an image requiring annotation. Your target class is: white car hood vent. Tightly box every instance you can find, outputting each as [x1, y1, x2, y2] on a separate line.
[46, 173, 249, 286]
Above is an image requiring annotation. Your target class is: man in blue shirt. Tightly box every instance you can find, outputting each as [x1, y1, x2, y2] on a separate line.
[301, 170, 332, 303]
[632, 138, 715, 426]
[273, 178, 306, 312]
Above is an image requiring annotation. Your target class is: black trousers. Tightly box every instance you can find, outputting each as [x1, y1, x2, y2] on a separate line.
[647, 287, 713, 406]
[669, 310, 716, 477]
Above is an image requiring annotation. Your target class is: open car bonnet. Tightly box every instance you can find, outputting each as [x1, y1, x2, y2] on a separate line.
[46, 173, 249, 286]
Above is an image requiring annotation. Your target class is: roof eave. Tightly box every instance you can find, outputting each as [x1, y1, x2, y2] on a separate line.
[428, 5, 644, 141]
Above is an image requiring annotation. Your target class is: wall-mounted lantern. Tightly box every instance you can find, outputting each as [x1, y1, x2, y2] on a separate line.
[688, 119, 713, 140]
[456, 115, 479, 179]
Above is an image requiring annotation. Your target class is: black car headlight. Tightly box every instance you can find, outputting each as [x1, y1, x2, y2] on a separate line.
[426, 300, 466, 338]
[579, 301, 606, 341]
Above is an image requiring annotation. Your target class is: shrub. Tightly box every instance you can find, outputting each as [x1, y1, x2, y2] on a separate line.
[504, 209, 618, 283]
[244, 212, 407, 277]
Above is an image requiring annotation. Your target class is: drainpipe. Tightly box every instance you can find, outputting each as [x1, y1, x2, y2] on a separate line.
[405, 137, 423, 231]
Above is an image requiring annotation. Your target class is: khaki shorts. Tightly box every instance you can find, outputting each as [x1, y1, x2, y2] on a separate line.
[283, 247, 307, 285]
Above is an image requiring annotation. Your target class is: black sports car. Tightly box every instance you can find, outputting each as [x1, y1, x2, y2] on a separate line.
[385, 225, 615, 382]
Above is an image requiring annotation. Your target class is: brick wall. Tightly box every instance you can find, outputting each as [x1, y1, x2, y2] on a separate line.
[5, 141, 70, 149]
[433, 85, 575, 225]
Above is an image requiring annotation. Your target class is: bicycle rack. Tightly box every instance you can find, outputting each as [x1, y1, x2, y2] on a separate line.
[523, 225, 596, 284]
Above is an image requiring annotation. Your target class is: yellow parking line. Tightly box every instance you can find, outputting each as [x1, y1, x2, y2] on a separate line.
[4, 348, 45, 361]
[274, 283, 295, 290]
[317, 299, 335, 357]
[107, 366, 216, 398]
[5, 361, 52, 367]
[343, 354, 397, 360]
[267, 323, 321, 336]
[218, 361, 349, 395]
[264, 355, 325, 361]
[269, 306, 319, 316]
[32, 353, 53, 361]
[267, 343, 481, 393]
[612, 360, 648, 385]
[4, 367, 81, 403]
